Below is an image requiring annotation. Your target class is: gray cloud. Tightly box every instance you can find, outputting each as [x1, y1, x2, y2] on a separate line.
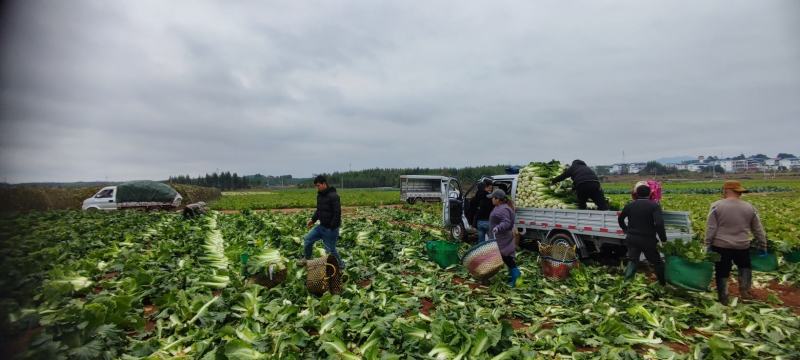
[1, 0, 799, 182]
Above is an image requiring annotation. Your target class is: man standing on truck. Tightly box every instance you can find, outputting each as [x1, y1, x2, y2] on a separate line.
[470, 178, 494, 243]
[617, 185, 667, 286]
[551, 159, 609, 210]
[302, 175, 344, 268]
[705, 180, 767, 305]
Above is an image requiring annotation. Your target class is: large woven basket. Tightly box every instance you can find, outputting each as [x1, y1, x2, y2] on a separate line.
[538, 243, 579, 280]
[306, 255, 343, 296]
[462, 240, 505, 281]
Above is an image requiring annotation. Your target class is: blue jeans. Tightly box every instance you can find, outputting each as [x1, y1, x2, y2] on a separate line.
[477, 220, 491, 243]
[304, 225, 344, 267]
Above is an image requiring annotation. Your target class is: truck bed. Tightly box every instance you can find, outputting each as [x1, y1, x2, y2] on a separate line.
[515, 207, 693, 241]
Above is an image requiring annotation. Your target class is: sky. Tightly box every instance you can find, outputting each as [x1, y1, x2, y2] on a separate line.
[1, 0, 799, 183]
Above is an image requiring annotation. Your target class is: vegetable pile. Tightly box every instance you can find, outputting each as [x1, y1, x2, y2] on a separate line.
[515, 161, 578, 209]
[1, 205, 799, 359]
[661, 239, 721, 263]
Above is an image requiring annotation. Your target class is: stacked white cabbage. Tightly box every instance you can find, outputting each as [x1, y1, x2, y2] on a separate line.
[515, 161, 577, 209]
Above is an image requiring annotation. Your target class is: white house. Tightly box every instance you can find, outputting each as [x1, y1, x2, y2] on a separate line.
[718, 160, 735, 173]
[779, 157, 800, 170]
[628, 163, 648, 174]
[610, 164, 627, 175]
[687, 163, 708, 172]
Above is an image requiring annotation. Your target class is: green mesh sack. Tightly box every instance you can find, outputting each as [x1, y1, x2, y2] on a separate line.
[116, 180, 179, 203]
[665, 256, 713, 292]
[750, 249, 779, 272]
[425, 240, 461, 268]
[784, 250, 800, 263]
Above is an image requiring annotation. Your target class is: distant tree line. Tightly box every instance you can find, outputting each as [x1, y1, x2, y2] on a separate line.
[309, 165, 511, 188]
[169, 172, 251, 190]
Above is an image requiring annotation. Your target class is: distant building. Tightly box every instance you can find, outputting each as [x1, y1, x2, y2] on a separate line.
[687, 163, 708, 172]
[602, 153, 797, 173]
[628, 162, 647, 174]
[610, 163, 627, 175]
[779, 157, 800, 170]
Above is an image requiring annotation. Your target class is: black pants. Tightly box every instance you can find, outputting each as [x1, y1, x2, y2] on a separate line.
[576, 182, 609, 210]
[711, 246, 750, 279]
[627, 244, 663, 266]
[502, 255, 516, 269]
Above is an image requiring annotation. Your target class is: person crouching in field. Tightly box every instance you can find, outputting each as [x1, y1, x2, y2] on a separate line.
[618, 184, 667, 286]
[488, 189, 521, 287]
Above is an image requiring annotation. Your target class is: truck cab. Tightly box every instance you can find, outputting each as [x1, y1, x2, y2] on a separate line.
[82, 186, 118, 211]
[443, 174, 518, 241]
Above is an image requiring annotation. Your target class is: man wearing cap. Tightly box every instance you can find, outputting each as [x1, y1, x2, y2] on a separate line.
[487, 189, 521, 287]
[706, 180, 767, 305]
[618, 184, 667, 286]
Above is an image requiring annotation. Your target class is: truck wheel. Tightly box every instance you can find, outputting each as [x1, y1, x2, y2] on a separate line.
[407, 198, 416, 205]
[450, 224, 465, 242]
[545, 232, 576, 247]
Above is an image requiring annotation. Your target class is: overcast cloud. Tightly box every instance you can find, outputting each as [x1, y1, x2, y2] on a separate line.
[1, 0, 799, 182]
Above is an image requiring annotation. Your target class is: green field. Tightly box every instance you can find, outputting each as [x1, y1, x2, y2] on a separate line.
[211, 188, 402, 210]
[2, 203, 799, 359]
[2, 179, 800, 358]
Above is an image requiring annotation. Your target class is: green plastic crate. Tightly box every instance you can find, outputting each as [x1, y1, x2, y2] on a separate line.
[665, 256, 713, 292]
[425, 240, 461, 269]
[750, 249, 779, 272]
[784, 250, 800, 263]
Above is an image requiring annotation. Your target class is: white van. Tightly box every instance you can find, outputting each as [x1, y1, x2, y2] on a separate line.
[82, 181, 183, 211]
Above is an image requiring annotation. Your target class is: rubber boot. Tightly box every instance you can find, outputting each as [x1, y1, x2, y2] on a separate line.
[508, 268, 521, 288]
[716, 277, 729, 305]
[623, 261, 637, 282]
[738, 268, 752, 299]
[654, 263, 666, 286]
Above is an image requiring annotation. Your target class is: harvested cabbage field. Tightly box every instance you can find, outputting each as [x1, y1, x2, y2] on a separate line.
[2, 194, 800, 359]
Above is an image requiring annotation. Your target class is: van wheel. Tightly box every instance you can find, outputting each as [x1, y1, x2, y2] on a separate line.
[86, 207, 99, 212]
[450, 224, 465, 241]
[407, 198, 416, 205]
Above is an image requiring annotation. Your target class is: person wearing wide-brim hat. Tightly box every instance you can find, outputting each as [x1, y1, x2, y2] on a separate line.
[487, 189, 521, 287]
[706, 180, 767, 305]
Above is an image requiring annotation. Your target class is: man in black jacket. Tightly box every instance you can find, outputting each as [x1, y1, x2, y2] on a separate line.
[303, 175, 344, 267]
[551, 159, 609, 210]
[618, 185, 667, 285]
[469, 178, 494, 243]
